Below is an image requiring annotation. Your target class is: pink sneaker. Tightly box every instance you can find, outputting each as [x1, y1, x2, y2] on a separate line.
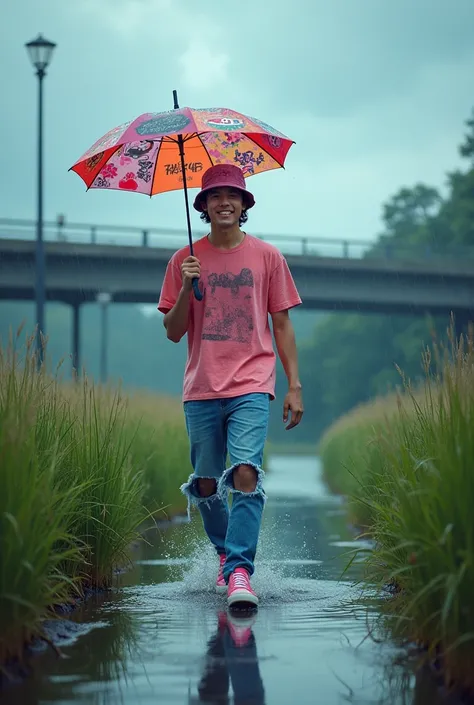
[227, 568, 258, 608]
[216, 554, 227, 594]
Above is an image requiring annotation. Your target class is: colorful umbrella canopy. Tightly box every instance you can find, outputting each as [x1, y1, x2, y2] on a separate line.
[70, 91, 295, 299]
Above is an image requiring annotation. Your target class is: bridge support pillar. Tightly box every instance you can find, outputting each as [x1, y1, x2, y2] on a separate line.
[71, 301, 81, 378]
[452, 309, 473, 341]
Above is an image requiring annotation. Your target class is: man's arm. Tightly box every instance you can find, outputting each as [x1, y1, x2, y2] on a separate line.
[271, 309, 303, 430]
[161, 255, 200, 343]
[163, 287, 191, 343]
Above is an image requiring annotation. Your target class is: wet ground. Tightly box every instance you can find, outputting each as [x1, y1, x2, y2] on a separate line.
[0, 456, 461, 705]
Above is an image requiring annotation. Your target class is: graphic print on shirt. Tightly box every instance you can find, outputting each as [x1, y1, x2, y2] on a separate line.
[202, 268, 254, 343]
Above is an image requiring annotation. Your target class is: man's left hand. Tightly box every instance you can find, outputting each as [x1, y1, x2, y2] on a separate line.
[283, 386, 303, 430]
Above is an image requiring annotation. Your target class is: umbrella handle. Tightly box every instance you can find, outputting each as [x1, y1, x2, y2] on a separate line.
[192, 278, 203, 301]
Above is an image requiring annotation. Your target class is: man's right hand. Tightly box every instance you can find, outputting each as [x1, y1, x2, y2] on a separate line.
[181, 256, 201, 292]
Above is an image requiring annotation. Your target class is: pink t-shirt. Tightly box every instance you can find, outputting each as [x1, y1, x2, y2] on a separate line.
[158, 234, 302, 401]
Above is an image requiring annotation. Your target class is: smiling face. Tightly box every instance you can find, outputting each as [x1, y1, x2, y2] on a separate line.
[202, 186, 246, 228]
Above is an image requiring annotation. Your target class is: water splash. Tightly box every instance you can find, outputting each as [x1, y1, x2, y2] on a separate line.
[148, 519, 355, 607]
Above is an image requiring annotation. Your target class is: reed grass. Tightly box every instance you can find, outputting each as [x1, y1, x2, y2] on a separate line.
[121, 390, 191, 517]
[318, 321, 474, 691]
[0, 329, 191, 666]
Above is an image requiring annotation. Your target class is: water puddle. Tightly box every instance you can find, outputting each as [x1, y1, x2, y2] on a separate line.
[0, 456, 460, 705]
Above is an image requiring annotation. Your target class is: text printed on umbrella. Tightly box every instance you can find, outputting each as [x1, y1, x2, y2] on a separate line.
[165, 162, 204, 176]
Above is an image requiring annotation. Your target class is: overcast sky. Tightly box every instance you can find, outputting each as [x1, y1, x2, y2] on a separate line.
[2, 0, 474, 253]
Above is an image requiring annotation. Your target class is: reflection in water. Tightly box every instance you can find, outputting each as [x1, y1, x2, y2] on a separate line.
[0, 455, 462, 705]
[190, 611, 265, 705]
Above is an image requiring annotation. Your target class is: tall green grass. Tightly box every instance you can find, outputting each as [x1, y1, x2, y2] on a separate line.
[0, 330, 191, 666]
[121, 390, 192, 517]
[319, 322, 474, 691]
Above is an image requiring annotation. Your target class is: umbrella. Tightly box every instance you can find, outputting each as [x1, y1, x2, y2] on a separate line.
[70, 91, 294, 300]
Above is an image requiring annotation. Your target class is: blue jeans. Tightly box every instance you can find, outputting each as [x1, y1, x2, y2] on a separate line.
[180, 393, 270, 581]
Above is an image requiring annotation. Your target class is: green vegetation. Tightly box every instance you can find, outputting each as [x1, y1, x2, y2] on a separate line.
[0, 330, 190, 667]
[319, 322, 474, 691]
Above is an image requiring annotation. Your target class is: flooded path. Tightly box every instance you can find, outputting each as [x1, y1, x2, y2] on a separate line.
[1, 456, 451, 704]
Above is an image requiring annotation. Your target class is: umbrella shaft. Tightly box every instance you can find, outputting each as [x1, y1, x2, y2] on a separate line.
[177, 133, 194, 257]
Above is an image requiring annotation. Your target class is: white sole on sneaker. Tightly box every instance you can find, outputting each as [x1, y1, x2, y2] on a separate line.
[216, 584, 227, 595]
[227, 589, 259, 608]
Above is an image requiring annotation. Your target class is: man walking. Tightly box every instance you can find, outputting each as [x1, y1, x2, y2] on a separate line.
[158, 164, 303, 608]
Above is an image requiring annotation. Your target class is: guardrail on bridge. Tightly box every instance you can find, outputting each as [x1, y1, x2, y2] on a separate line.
[1, 217, 473, 262]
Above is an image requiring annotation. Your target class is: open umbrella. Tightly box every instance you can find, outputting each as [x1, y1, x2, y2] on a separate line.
[70, 91, 294, 299]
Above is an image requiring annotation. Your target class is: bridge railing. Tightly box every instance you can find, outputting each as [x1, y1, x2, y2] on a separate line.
[0, 217, 373, 258]
[1, 217, 473, 263]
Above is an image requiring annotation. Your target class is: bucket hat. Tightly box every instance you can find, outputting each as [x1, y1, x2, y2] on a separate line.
[193, 164, 255, 212]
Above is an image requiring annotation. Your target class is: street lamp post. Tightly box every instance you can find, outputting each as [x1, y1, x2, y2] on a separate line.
[96, 292, 112, 383]
[25, 33, 56, 369]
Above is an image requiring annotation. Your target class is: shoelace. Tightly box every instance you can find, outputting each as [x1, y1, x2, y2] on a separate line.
[232, 572, 250, 589]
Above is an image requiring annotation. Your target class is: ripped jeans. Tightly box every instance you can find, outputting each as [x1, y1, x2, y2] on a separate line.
[180, 393, 270, 582]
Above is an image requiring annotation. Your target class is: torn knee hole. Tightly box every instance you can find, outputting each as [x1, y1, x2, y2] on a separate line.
[197, 478, 217, 497]
[217, 462, 266, 502]
[233, 464, 258, 493]
[180, 474, 221, 520]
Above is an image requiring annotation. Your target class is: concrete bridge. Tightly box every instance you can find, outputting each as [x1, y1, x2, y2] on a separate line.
[1, 217, 473, 370]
